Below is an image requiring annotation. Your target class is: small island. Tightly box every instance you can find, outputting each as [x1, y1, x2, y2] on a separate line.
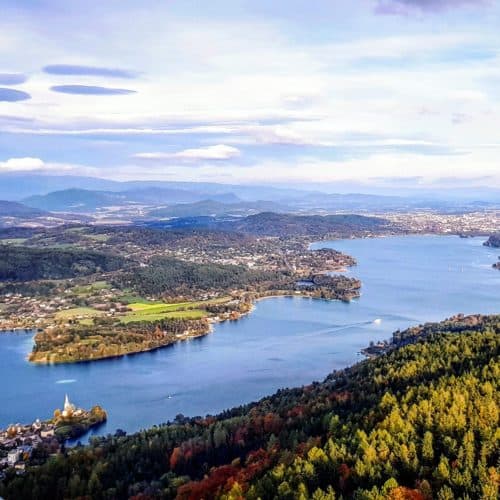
[483, 234, 500, 248]
[52, 395, 107, 441]
[0, 395, 107, 473]
[483, 234, 500, 270]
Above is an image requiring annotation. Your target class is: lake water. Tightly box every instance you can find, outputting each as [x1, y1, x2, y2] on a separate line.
[1, 235, 498, 439]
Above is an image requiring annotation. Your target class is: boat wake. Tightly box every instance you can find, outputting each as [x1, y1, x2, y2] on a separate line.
[55, 379, 77, 384]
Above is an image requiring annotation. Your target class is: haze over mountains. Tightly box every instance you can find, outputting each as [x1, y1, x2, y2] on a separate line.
[0, 199, 91, 228]
[0, 174, 499, 228]
[0, 174, 308, 203]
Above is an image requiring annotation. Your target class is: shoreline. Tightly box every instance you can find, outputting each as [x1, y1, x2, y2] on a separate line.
[26, 288, 359, 365]
[1, 234, 498, 449]
[4, 234, 492, 364]
[0, 327, 37, 333]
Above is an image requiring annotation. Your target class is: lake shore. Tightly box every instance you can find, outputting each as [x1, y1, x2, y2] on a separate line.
[1, 235, 498, 441]
[27, 284, 362, 365]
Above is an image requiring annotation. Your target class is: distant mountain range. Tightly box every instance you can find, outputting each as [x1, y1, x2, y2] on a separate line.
[0, 200, 91, 229]
[293, 192, 500, 213]
[1, 173, 499, 219]
[0, 174, 310, 203]
[22, 188, 247, 212]
[23, 189, 128, 212]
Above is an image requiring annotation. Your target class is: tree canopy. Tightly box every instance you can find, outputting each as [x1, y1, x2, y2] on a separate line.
[1, 315, 498, 499]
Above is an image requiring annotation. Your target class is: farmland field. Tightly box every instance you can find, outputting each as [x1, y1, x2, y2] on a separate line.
[55, 307, 105, 320]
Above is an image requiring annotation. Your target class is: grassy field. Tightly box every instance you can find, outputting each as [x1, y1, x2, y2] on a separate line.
[117, 294, 155, 305]
[120, 308, 206, 324]
[85, 234, 110, 242]
[55, 307, 105, 321]
[52, 297, 229, 326]
[118, 297, 231, 324]
[78, 318, 95, 326]
[127, 302, 192, 312]
[72, 281, 110, 295]
[128, 296, 230, 313]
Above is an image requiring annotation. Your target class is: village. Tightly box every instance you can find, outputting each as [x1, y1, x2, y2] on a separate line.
[0, 231, 358, 333]
[0, 282, 130, 331]
[0, 419, 56, 477]
[0, 395, 107, 480]
[385, 210, 500, 235]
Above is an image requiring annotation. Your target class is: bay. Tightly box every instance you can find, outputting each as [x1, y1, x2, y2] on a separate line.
[0, 235, 498, 440]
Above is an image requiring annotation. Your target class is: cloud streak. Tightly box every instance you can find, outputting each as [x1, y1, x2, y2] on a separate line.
[44, 64, 137, 79]
[0, 88, 31, 102]
[375, 0, 490, 15]
[0, 73, 28, 85]
[50, 85, 136, 95]
[134, 145, 241, 162]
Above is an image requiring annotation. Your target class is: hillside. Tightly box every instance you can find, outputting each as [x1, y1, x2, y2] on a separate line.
[1, 315, 498, 499]
[118, 187, 204, 205]
[220, 212, 392, 237]
[147, 200, 285, 219]
[0, 200, 46, 218]
[0, 246, 126, 281]
[23, 188, 246, 213]
[23, 189, 127, 212]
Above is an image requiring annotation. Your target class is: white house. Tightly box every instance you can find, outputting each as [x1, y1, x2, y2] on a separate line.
[7, 449, 22, 466]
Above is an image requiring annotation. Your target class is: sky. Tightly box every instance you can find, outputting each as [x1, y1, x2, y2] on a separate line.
[0, 0, 499, 189]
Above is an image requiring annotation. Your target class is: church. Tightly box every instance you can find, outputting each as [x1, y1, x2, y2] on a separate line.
[61, 395, 83, 418]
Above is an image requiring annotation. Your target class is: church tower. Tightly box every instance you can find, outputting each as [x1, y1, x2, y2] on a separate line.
[62, 394, 76, 417]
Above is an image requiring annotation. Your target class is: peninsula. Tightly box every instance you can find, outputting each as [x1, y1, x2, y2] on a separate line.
[1, 224, 362, 363]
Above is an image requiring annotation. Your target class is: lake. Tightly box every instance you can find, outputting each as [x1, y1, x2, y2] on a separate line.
[0, 235, 498, 439]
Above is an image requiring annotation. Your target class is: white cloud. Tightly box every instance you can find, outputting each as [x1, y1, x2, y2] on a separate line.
[133, 144, 241, 162]
[0, 156, 97, 175]
[0, 157, 45, 171]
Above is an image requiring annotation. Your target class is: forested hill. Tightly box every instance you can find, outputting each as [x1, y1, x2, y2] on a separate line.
[147, 200, 285, 219]
[1, 315, 498, 499]
[0, 200, 46, 218]
[219, 212, 392, 237]
[0, 246, 126, 281]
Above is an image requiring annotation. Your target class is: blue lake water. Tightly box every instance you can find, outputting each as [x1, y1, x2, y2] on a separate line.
[0, 235, 498, 439]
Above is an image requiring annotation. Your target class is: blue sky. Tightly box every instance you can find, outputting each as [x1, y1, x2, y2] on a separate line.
[0, 0, 499, 187]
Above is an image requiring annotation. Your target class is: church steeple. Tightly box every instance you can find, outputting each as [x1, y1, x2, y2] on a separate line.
[62, 394, 76, 417]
